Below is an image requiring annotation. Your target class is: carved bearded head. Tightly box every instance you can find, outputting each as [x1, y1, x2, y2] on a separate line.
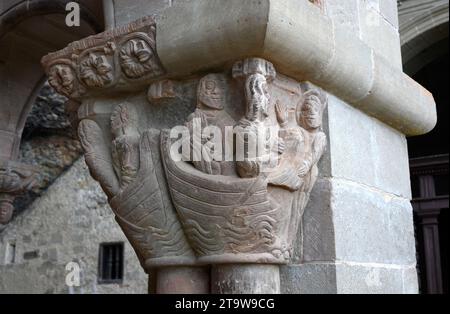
[245, 73, 270, 121]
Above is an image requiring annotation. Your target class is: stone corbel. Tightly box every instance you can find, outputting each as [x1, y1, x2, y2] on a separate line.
[0, 160, 37, 225]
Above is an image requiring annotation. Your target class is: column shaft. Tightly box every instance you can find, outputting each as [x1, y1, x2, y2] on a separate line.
[152, 266, 210, 294]
[211, 264, 280, 294]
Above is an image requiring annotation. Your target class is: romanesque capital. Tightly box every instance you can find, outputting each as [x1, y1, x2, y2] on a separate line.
[41, 15, 327, 273]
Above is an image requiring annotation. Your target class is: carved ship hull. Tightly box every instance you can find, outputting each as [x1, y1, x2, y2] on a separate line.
[161, 131, 290, 264]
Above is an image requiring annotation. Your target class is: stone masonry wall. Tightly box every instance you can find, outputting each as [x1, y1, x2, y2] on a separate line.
[0, 159, 147, 294]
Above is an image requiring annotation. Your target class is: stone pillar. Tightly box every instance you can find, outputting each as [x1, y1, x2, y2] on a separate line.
[41, 0, 437, 294]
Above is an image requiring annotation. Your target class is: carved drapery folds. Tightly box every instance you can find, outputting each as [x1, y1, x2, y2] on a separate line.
[41, 17, 327, 270]
[0, 161, 37, 225]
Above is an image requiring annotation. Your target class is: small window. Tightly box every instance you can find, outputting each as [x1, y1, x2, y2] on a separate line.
[98, 242, 124, 284]
[5, 242, 16, 265]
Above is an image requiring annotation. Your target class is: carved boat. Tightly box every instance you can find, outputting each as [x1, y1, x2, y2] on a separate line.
[160, 130, 289, 264]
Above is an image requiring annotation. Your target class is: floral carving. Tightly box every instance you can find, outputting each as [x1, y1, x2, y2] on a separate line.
[42, 17, 164, 97]
[79, 52, 114, 88]
[119, 38, 163, 79]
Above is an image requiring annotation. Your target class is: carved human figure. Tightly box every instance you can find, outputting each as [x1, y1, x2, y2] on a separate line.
[267, 100, 306, 191]
[110, 103, 141, 189]
[78, 111, 195, 266]
[297, 89, 327, 182]
[269, 87, 327, 190]
[0, 195, 14, 225]
[236, 73, 282, 178]
[48, 64, 75, 96]
[185, 74, 235, 175]
[264, 86, 327, 254]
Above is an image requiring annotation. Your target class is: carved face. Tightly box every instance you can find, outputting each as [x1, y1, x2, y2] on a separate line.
[120, 39, 157, 78]
[300, 94, 323, 130]
[48, 64, 75, 96]
[0, 200, 13, 225]
[198, 74, 226, 110]
[245, 74, 270, 121]
[79, 53, 113, 88]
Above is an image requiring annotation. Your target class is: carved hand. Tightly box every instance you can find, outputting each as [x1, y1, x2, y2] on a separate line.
[297, 160, 311, 177]
[78, 119, 120, 198]
[275, 101, 288, 127]
[78, 118, 195, 267]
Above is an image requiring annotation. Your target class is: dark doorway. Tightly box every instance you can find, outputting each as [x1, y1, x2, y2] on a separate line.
[408, 52, 449, 294]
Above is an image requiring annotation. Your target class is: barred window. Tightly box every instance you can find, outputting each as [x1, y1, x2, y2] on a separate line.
[98, 242, 124, 283]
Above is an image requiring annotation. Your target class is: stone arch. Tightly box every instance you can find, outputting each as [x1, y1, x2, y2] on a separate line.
[0, 0, 103, 39]
[399, 0, 449, 75]
[0, 0, 104, 157]
[0, 0, 104, 224]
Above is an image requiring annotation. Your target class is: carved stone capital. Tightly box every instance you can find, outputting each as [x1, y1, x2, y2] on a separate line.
[0, 160, 37, 225]
[41, 15, 328, 270]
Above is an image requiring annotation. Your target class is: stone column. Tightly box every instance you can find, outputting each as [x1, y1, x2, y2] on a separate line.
[417, 210, 443, 294]
[154, 267, 210, 294]
[41, 0, 437, 294]
[211, 265, 280, 294]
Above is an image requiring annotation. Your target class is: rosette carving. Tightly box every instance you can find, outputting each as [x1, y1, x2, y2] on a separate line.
[79, 52, 114, 88]
[119, 37, 164, 79]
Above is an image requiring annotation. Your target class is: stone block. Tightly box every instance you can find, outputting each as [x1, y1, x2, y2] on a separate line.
[335, 263, 417, 294]
[328, 94, 412, 198]
[282, 262, 418, 294]
[402, 266, 420, 294]
[280, 263, 337, 294]
[331, 178, 417, 265]
[114, 0, 172, 26]
[328, 95, 377, 186]
[371, 118, 411, 199]
[379, 0, 399, 30]
[358, 1, 402, 69]
[325, 0, 360, 33]
[295, 178, 336, 263]
[319, 26, 374, 102]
